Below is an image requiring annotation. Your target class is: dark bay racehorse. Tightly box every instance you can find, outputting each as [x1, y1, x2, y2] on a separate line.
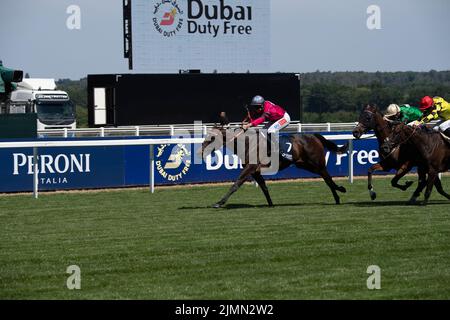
[353, 104, 450, 203]
[353, 104, 415, 199]
[381, 123, 450, 205]
[200, 124, 348, 208]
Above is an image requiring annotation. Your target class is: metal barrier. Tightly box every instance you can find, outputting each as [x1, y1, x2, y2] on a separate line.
[38, 121, 360, 138]
[0, 134, 375, 198]
[38, 120, 443, 138]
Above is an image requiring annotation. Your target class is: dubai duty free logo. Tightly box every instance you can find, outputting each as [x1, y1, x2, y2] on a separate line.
[153, 0, 184, 37]
[155, 144, 191, 182]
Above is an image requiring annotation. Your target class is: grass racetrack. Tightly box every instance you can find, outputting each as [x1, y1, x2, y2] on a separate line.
[1, 176, 449, 299]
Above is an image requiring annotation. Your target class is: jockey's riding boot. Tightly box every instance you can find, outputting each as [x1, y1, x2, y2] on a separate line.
[267, 132, 282, 159]
[444, 128, 450, 138]
[266, 132, 273, 157]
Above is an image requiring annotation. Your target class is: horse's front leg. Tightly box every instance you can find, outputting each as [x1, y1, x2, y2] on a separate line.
[391, 161, 414, 191]
[213, 164, 257, 208]
[368, 163, 385, 200]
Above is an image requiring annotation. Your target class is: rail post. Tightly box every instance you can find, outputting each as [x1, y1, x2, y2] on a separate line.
[298, 123, 302, 133]
[348, 139, 354, 184]
[135, 126, 140, 136]
[149, 144, 155, 193]
[33, 147, 39, 199]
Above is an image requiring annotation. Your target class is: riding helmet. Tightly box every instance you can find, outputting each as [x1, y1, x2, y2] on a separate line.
[385, 104, 400, 117]
[250, 95, 265, 107]
[420, 96, 434, 111]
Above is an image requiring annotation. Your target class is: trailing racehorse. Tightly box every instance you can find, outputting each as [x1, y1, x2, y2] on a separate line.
[352, 104, 450, 203]
[381, 123, 450, 205]
[199, 123, 348, 208]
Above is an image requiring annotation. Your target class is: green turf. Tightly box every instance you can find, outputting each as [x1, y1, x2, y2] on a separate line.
[1, 177, 450, 299]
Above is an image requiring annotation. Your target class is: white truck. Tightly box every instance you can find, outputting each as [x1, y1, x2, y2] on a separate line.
[3, 78, 76, 130]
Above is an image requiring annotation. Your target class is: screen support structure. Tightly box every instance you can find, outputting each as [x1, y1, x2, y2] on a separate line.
[123, 0, 133, 70]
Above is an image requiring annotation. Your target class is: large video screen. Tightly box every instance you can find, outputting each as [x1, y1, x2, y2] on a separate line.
[88, 73, 300, 126]
[131, 0, 271, 72]
[115, 73, 299, 125]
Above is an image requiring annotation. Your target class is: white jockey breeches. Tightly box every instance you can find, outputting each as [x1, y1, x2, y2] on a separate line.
[432, 119, 450, 132]
[265, 112, 291, 134]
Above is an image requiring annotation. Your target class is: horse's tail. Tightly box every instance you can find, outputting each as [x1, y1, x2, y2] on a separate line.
[313, 134, 349, 154]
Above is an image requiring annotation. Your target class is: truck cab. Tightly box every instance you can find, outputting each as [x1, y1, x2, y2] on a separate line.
[8, 78, 76, 130]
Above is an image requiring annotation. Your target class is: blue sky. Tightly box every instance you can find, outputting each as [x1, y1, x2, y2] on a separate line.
[1, 0, 449, 79]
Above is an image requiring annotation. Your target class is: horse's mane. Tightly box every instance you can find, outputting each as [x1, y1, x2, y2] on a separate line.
[392, 122, 411, 134]
[392, 122, 443, 148]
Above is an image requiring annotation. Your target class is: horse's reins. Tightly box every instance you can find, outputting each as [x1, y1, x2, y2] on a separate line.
[383, 125, 419, 159]
[224, 105, 253, 143]
[357, 110, 390, 141]
[357, 133, 377, 140]
[227, 105, 257, 143]
[228, 128, 245, 143]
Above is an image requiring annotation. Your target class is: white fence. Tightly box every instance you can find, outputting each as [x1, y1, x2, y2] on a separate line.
[38, 121, 360, 138]
[0, 134, 375, 198]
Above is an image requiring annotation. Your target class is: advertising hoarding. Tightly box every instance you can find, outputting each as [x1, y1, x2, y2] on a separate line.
[0, 134, 388, 193]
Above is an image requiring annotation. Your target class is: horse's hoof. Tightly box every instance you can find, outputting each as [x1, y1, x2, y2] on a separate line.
[420, 197, 429, 206]
[399, 181, 415, 191]
[212, 203, 223, 209]
[370, 191, 377, 201]
[338, 186, 346, 193]
[404, 181, 414, 190]
[268, 204, 275, 208]
[407, 197, 418, 205]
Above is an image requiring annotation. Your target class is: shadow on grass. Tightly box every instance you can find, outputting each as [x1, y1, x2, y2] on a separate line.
[179, 199, 450, 210]
[346, 200, 450, 207]
[179, 202, 339, 210]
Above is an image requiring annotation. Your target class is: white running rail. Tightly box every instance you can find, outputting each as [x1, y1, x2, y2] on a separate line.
[37, 121, 361, 138]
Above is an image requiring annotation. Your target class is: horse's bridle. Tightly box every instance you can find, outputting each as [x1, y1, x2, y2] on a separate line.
[393, 125, 419, 147]
[383, 124, 419, 159]
[356, 110, 387, 140]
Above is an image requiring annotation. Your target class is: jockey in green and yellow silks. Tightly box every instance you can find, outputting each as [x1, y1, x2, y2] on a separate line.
[414, 96, 450, 137]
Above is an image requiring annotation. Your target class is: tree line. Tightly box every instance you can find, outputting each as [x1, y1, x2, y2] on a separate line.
[301, 70, 450, 122]
[54, 71, 450, 127]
